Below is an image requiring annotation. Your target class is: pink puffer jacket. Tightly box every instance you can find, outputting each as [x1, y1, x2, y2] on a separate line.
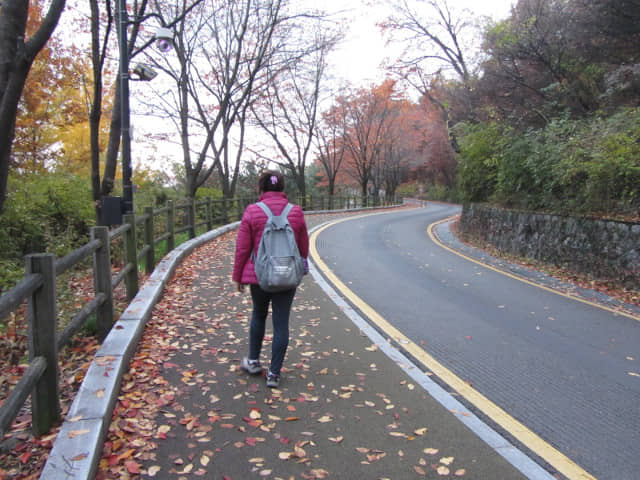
[232, 191, 309, 285]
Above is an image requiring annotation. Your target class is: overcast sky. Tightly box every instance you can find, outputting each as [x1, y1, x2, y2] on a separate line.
[322, 0, 514, 88]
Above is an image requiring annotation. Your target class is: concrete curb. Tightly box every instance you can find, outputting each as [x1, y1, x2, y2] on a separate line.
[40, 222, 239, 480]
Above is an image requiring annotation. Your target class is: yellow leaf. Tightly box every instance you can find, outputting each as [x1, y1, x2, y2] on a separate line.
[157, 425, 171, 434]
[424, 448, 439, 455]
[200, 455, 210, 466]
[440, 456, 454, 465]
[317, 415, 332, 423]
[455, 468, 467, 476]
[67, 429, 90, 439]
[414, 427, 428, 435]
[249, 409, 261, 420]
[147, 466, 161, 477]
[413, 465, 427, 476]
[437, 466, 450, 475]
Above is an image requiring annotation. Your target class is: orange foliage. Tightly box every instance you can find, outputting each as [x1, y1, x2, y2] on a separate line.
[314, 80, 456, 196]
[13, 0, 103, 176]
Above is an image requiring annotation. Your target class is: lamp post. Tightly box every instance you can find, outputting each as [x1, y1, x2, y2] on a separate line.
[117, 1, 171, 215]
[118, 0, 134, 214]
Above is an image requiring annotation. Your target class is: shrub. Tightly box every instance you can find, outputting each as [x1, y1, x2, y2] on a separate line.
[0, 172, 95, 291]
[455, 121, 504, 203]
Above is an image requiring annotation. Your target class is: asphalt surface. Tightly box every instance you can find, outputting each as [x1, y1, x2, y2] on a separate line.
[314, 205, 640, 480]
[92, 207, 535, 479]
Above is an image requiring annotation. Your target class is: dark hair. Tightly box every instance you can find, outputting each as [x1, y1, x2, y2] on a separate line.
[258, 170, 285, 193]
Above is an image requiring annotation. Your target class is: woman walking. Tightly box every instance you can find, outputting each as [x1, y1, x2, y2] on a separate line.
[232, 171, 309, 388]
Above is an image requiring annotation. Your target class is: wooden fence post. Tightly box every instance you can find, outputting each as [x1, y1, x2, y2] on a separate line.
[167, 200, 175, 252]
[123, 213, 138, 300]
[92, 227, 114, 341]
[236, 198, 243, 221]
[26, 254, 60, 436]
[144, 206, 155, 274]
[206, 197, 213, 230]
[189, 199, 196, 239]
[222, 198, 229, 224]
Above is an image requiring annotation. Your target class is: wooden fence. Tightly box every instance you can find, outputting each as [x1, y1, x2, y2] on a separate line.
[0, 193, 396, 444]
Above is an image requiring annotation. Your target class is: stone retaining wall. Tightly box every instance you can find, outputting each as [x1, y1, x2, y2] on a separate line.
[459, 204, 640, 289]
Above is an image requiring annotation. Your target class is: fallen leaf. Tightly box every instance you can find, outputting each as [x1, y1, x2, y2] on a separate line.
[67, 429, 90, 439]
[147, 465, 162, 477]
[249, 408, 261, 420]
[125, 460, 141, 474]
[413, 465, 427, 476]
[437, 466, 450, 475]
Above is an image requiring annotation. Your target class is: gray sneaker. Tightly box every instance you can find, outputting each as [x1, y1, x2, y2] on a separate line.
[241, 357, 262, 375]
[266, 370, 280, 388]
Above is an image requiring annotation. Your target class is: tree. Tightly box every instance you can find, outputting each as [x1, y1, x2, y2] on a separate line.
[315, 102, 348, 206]
[143, 0, 313, 202]
[0, 0, 67, 214]
[250, 23, 339, 205]
[340, 80, 397, 199]
[87, 0, 204, 222]
[480, 0, 601, 127]
[383, 0, 479, 148]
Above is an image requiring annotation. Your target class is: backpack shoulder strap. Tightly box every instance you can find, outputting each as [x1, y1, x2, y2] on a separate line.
[280, 203, 294, 220]
[256, 201, 273, 219]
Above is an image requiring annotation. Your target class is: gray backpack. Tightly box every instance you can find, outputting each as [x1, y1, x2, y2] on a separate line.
[253, 202, 304, 292]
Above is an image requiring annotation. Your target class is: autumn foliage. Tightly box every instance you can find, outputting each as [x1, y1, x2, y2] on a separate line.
[315, 79, 457, 201]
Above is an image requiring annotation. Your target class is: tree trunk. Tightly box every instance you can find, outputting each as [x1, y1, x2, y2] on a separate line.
[101, 78, 122, 197]
[0, 0, 66, 214]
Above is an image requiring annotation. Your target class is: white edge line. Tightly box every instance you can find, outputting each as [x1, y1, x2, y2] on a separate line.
[309, 223, 556, 480]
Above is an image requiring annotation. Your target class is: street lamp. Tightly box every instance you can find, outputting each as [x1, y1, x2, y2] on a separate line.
[117, 0, 173, 215]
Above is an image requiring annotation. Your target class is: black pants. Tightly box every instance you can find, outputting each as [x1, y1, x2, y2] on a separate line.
[249, 284, 296, 375]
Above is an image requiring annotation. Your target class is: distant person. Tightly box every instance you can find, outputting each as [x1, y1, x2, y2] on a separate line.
[232, 170, 309, 388]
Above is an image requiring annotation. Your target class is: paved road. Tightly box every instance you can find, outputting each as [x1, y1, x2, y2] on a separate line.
[313, 204, 640, 480]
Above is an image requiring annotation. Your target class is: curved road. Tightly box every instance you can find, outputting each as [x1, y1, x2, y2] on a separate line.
[312, 204, 640, 480]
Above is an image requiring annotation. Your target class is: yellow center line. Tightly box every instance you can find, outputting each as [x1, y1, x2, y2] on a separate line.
[310, 212, 598, 480]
